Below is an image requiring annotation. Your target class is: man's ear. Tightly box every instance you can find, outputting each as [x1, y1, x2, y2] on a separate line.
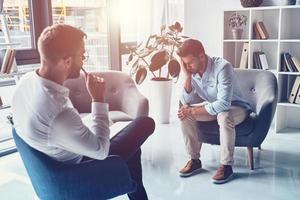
[181, 58, 187, 68]
[199, 52, 205, 61]
[64, 56, 72, 71]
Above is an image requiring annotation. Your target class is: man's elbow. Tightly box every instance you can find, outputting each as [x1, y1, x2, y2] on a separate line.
[92, 139, 110, 160]
[215, 101, 231, 113]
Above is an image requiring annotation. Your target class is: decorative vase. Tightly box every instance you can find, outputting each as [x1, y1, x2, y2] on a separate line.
[285, 0, 296, 5]
[232, 28, 243, 40]
[149, 78, 172, 124]
[240, 0, 263, 7]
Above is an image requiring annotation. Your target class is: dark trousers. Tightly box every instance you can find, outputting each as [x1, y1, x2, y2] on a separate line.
[109, 116, 155, 200]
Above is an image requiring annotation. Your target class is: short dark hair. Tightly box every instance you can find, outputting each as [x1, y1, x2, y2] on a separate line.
[176, 38, 205, 58]
[38, 24, 87, 64]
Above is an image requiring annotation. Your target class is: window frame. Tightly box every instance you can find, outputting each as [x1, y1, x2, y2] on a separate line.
[14, 0, 52, 65]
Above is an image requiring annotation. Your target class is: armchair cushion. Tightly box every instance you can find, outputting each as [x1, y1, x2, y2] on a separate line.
[109, 111, 133, 122]
[197, 114, 256, 136]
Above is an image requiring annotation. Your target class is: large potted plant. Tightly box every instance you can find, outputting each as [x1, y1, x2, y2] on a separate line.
[126, 22, 184, 123]
[228, 13, 247, 39]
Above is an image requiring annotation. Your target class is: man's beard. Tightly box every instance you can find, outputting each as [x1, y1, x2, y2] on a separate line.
[68, 62, 81, 79]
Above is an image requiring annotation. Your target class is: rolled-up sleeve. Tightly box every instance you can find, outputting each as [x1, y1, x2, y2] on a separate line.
[204, 64, 233, 115]
[180, 86, 197, 105]
[50, 102, 110, 160]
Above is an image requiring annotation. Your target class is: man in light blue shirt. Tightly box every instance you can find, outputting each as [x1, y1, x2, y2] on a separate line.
[177, 39, 251, 184]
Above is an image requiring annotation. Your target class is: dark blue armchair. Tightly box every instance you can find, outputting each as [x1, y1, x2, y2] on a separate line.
[12, 129, 136, 200]
[197, 69, 278, 170]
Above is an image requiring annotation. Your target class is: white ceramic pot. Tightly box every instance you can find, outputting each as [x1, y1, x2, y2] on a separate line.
[232, 28, 243, 40]
[149, 78, 172, 124]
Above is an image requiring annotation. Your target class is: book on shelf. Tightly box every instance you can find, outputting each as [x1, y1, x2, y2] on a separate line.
[0, 49, 9, 73]
[259, 53, 269, 70]
[284, 53, 294, 72]
[0, 48, 16, 74]
[291, 57, 300, 72]
[281, 53, 288, 72]
[5, 49, 16, 74]
[255, 21, 269, 40]
[295, 87, 300, 105]
[253, 24, 261, 39]
[253, 51, 268, 70]
[282, 52, 299, 72]
[253, 52, 260, 69]
[239, 42, 248, 69]
[288, 76, 300, 103]
[287, 54, 298, 72]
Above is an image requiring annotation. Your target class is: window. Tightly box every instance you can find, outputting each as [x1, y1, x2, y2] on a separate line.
[51, 0, 110, 72]
[0, 0, 32, 49]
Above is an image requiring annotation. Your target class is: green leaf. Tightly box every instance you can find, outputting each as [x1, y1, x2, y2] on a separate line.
[168, 25, 176, 32]
[149, 50, 169, 72]
[140, 49, 154, 58]
[136, 41, 143, 49]
[126, 53, 133, 65]
[168, 59, 180, 78]
[129, 59, 139, 77]
[181, 35, 190, 39]
[174, 22, 182, 32]
[160, 24, 166, 33]
[135, 67, 147, 85]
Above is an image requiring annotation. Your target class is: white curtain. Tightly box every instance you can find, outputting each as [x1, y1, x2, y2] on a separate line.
[119, 0, 184, 43]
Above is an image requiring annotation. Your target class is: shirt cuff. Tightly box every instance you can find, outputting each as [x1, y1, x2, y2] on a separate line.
[91, 102, 109, 115]
[204, 103, 217, 116]
[181, 88, 194, 105]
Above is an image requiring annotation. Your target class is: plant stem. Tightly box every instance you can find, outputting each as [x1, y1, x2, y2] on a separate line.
[133, 50, 157, 78]
[167, 32, 178, 80]
[170, 32, 178, 59]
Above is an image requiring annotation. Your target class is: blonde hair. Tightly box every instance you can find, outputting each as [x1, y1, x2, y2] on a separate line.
[177, 38, 205, 58]
[38, 24, 86, 64]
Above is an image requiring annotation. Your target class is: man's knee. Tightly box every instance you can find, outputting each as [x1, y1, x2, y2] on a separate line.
[135, 116, 155, 135]
[217, 111, 234, 127]
[180, 117, 196, 127]
[180, 118, 198, 136]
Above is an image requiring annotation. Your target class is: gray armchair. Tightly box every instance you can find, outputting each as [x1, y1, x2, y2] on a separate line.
[63, 71, 149, 122]
[197, 69, 278, 170]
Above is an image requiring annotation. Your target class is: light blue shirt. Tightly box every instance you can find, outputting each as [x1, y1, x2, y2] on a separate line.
[180, 56, 252, 115]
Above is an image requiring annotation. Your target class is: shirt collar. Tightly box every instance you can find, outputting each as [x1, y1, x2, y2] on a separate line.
[192, 56, 212, 80]
[34, 69, 70, 97]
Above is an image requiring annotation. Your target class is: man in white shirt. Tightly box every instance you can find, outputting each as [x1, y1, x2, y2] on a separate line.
[176, 39, 251, 184]
[12, 24, 155, 200]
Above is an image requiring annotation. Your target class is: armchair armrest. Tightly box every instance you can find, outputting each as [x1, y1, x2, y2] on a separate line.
[249, 98, 277, 146]
[120, 87, 149, 118]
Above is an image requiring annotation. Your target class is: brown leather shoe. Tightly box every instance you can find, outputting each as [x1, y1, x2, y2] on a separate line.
[211, 165, 233, 184]
[179, 159, 202, 177]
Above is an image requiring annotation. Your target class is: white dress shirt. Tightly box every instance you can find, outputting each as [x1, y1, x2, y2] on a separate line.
[12, 70, 110, 164]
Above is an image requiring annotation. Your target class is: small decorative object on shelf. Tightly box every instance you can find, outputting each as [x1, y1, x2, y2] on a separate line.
[228, 13, 247, 39]
[240, 0, 263, 7]
[283, 0, 296, 5]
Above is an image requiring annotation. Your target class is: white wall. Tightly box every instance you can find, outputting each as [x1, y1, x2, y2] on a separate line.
[184, 0, 241, 57]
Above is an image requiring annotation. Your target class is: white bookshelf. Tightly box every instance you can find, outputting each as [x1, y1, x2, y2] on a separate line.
[223, 6, 300, 133]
